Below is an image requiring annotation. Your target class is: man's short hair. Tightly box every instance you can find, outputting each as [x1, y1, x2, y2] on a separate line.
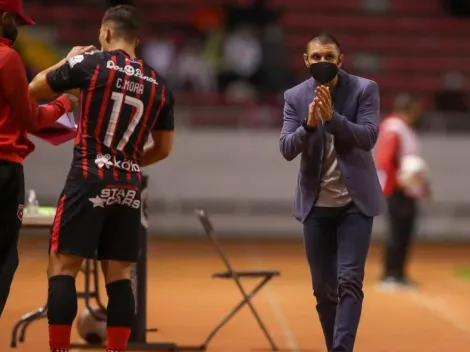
[306, 32, 341, 53]
[393, 93, 417, 113]
[102, 5, 141, 41]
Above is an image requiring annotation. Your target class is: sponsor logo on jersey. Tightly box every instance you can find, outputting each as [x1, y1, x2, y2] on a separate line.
[106, 60, 158, 85]
[89, 187, 140, 209]
[95, 153, 141, 172]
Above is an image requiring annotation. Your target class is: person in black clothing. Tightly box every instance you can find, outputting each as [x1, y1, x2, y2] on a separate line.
[28, 5, 174, 352]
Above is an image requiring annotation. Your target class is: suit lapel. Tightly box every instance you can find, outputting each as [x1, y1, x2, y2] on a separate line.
[332, 70, 350, 115]
[305, 77, 315, 113]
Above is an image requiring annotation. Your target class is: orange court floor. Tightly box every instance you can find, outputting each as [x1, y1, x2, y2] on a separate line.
[1, 236, 470, 352]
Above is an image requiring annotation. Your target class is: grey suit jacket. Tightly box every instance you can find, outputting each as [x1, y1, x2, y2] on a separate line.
[279, 70, 387, 222]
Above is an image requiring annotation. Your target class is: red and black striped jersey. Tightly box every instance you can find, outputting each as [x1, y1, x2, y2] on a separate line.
[46, 49, 174, 183]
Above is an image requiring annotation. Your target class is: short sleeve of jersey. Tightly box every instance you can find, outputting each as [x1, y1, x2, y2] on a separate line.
[46, 52, 100, 93]
[153, 88, 175, 131]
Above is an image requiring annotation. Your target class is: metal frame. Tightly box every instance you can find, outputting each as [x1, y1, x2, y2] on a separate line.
[194, 209, 280, 351]
[11, 176, 205, 351]
[11, 258, 106, 348]
[10, 192, 279, 351]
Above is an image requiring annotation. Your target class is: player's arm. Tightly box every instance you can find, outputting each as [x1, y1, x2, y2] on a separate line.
[279, 90, 319, 161]
[0, 49, 74, 132]
[141, 90, 175, 167]
[29, 45, 96, 101]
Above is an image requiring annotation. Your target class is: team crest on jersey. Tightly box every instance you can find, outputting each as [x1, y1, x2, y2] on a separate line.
[17, 204, 23, 221]
[68, 51, 99, 68]
[68, 55, 84, 68]
[106, 60, 158, 85]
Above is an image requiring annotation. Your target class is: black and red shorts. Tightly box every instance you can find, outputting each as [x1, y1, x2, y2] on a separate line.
[50, 180, 141, 262]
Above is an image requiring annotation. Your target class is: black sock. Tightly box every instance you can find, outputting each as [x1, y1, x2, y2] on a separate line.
[106, 279, 135, 328]
[47, 275, 77, 325]
[47, 275, 77, 351]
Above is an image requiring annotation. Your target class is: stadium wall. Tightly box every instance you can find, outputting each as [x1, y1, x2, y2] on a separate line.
[25, 131, 470, 240]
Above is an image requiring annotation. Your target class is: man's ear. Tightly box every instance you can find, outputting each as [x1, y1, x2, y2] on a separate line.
[337, 53, 344, 68]
[303, 53, 309, 68]
[105, 26, 113, 43]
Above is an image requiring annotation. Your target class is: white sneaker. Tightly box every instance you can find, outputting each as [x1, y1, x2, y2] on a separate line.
[378, 277, 417, 292]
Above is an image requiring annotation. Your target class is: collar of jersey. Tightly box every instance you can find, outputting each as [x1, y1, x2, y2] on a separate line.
[116, 49, 132, 58]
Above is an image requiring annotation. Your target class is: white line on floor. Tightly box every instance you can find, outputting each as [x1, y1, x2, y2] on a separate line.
[407, 290, 470, 336]
[248, 250, 300, 352]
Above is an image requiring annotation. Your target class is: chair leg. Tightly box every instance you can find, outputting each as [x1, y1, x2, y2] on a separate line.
[19, 306, 48, 342]
[202, 277, 278, 351]
[10, 304, 47, 347]
[238, 277, 279, 351]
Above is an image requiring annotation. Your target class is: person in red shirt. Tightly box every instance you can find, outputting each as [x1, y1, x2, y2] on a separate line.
[375, 93, 428, 290]
[0, 0, 78, 317]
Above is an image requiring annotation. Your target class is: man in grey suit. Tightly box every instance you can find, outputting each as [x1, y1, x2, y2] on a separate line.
[279, 33, 386, 352]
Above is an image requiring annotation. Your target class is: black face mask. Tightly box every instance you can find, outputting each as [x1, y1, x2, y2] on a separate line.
[308, 62, 339, 84]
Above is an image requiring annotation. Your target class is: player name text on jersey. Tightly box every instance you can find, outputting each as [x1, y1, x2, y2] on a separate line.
[116, 78, 144, 95]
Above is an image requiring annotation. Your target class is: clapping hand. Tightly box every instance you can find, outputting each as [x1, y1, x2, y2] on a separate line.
[314, 85, 333, 121]
[306, 99, 322, 128]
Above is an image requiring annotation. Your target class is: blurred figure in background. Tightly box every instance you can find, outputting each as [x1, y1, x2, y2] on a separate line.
[219, 25, 262, 97]
[376, 93, 431, 290]
[433, 71, 468, 112]
[173, 37, 217, 92]
[192, 0, 225, 90]
[225, 0, 271, 30]
[192, 0, 224, 35]
[141, 28, 176, 79]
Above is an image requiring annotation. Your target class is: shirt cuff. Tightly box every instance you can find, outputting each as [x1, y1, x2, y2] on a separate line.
[55, 94, 73, 113]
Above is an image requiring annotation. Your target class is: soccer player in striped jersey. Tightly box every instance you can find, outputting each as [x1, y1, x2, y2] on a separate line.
[28, 5, 174, 352]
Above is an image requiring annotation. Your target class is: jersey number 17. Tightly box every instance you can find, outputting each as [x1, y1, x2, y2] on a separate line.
[104, 92, 144, 151]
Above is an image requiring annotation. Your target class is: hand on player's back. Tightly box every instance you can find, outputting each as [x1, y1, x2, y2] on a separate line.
[66, 45, 97, 60]
[64, 93, 80, 112]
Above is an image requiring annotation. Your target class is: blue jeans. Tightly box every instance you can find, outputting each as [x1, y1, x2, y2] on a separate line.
[303, 203, 373, 352]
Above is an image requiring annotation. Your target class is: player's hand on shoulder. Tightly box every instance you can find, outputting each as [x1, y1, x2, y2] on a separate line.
[66, 45, 98, 60]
